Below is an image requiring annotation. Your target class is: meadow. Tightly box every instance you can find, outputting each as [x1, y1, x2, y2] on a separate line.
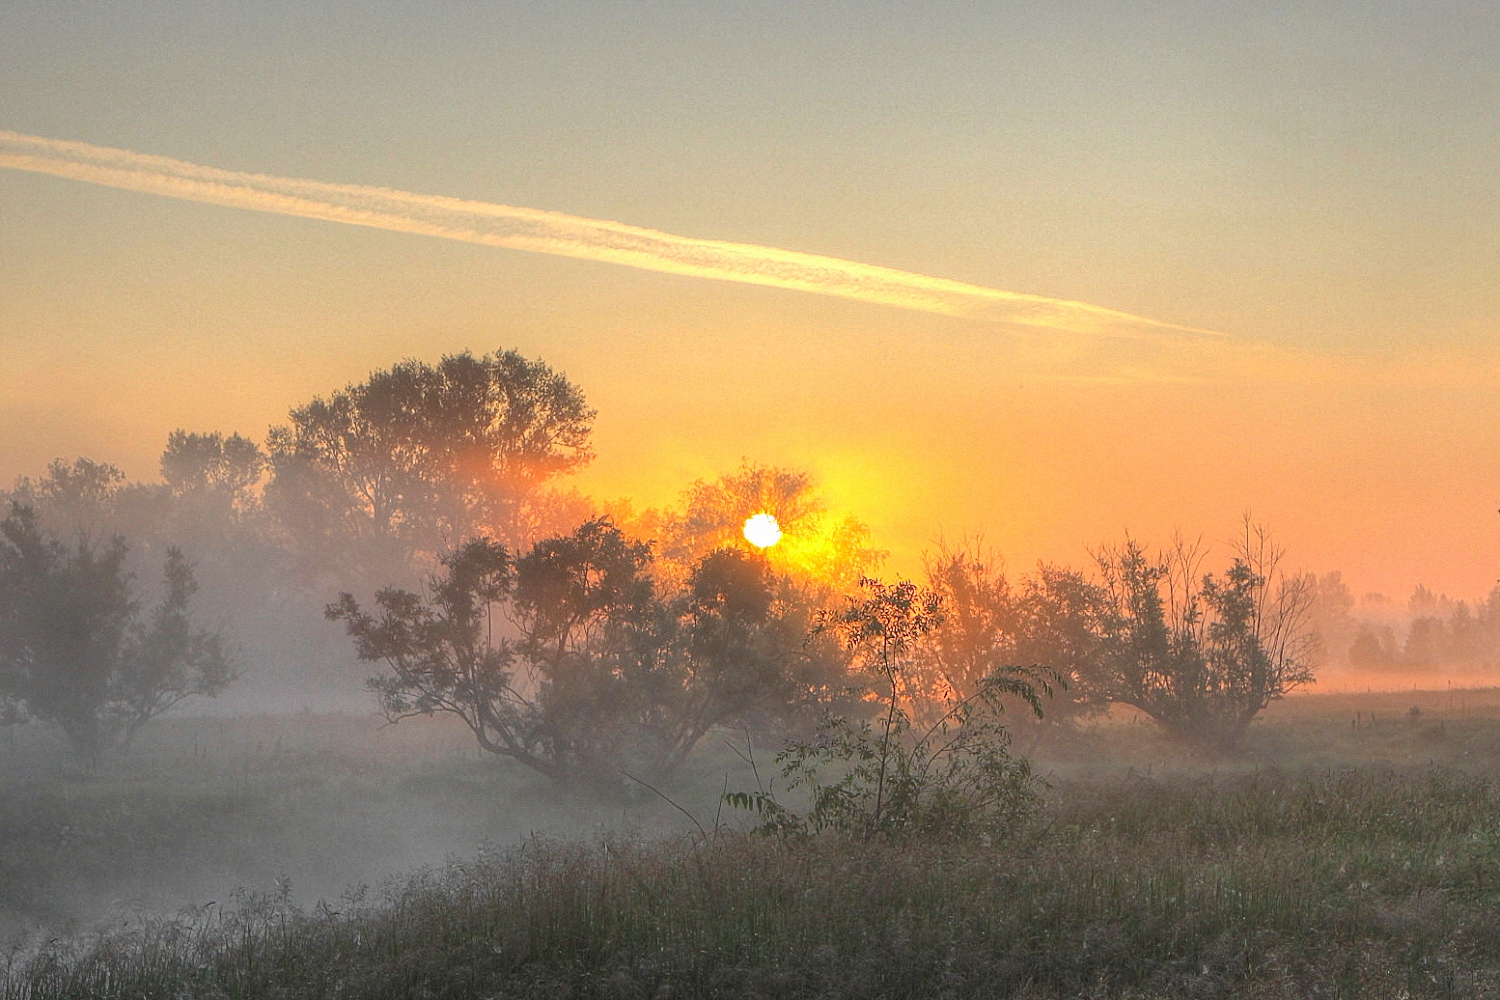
[6, 687, 1500, 998]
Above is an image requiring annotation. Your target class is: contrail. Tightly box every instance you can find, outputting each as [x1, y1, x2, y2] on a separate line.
[0, 130, 1216, 339]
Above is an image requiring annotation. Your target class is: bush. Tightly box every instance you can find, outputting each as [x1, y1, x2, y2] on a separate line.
[730, 578, 1049, 840]
[1087, 523, 1316, 749]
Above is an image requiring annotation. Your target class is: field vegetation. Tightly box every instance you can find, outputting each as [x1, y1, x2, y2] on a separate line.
[4, 691, 1500, 997]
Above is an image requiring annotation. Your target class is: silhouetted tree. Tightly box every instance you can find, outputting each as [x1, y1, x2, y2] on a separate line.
[267, 349, 595, 578]
[654, 462, 884, 590]
[913, 542, 1093, 728]
[653, 549, 789, 766]
[661, 464, 824, 565]
[329, 519, 830, 786]
[5, 456, 181, 556]
[0, 505, 234, 757]
[1086, 523, 1314, 748]
[818, 578, 945, 827]
[1348, 623, 1399, 668]
[1304, 570, 1355, 669]
[8, 458, 128, 536]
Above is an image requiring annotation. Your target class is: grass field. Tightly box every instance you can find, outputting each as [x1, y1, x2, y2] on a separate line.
[7, 688, 1500, 997]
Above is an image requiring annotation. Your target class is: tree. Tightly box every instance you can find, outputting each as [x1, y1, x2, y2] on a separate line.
[634, 549, 772, 766]
[161, 431, 266, 506]
[1010, 566, 1103, 723]
[5, 457, 181, 557]
[653, 462, 884, 590]
[266, 349, 595, 577]
[329, 519, 828, 786]
[1086, 523, 1314, 748]
[1348, 623, 1399, 668]
[507, 518, 665, 780]
[817, 578, 947, 828]
[1304, 570, 1355, 669]
[8, 458, 127, 536]
[916, 542, 1019, 713]
[0, 505, 234, 757]
[659, 464, 824, 566]
[914, 541, 1094, 729]
[112, 547, 236, 744]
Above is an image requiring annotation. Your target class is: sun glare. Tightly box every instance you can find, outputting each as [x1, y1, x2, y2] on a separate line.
[742, 513, 783, 549]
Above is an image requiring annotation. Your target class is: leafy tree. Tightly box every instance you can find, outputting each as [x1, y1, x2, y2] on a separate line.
[267, 350, 595, 577]
[818, 578, 948, 831]
[1303, 570, 1355, 669]
[8, 458, 127, 535]
[2, 449, 350, 714]
[1086, 523, 1314, 748]
[659, 464, 824, 566]
[0, 505, 234, 757]
[1010, 566, 1102, 721]
[161, 431, 266, 506]
[112, 547, 237, 743]
[507, 518, 664, 780]
[653, 462, 884, 590]
[5, 457, 182, 557]
[915, 542, 1017, 713]
[659, 549, 824, 765]
[1408, 583, 1456, 619]
[329, 519, 827, 786]
[1356, 620, 1398, 668]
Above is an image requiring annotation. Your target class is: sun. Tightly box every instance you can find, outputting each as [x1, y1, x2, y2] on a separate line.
[742, 513, 783, 549]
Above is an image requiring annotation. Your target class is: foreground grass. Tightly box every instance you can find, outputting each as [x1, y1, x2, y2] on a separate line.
[9, 766, 1500, 999]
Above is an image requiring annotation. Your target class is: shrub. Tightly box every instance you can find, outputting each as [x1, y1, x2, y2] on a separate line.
[1087, 522, 1315, 749]
[729, 578, 1049, 840]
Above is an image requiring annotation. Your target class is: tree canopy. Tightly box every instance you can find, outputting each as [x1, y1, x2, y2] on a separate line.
[266, 349, 595, 576]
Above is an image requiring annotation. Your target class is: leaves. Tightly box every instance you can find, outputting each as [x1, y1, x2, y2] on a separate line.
[1091, 523, 1316, 748]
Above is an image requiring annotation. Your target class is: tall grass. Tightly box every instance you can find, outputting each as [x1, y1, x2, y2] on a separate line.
[8, 766, 1500, 999]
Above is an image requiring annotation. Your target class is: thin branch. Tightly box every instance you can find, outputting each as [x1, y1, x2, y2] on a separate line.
[619, 768, 707, 841]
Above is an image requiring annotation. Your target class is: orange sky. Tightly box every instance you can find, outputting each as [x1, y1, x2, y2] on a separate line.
[2, 3, 1499, 602]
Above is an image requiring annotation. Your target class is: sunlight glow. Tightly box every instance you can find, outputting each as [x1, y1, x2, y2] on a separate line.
[742, 513, 783, 549]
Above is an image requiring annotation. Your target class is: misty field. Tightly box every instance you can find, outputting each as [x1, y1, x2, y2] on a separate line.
[5, 688, 1500, 998]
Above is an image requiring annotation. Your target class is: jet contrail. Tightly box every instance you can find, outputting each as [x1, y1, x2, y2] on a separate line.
[0, 130, 1216, 339]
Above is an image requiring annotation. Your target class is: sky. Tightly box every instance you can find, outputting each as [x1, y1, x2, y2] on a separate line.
[1, 1, 1498, 599]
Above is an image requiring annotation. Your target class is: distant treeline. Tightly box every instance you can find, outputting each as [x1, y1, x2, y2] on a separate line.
[1303, 572, 1500, 671]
